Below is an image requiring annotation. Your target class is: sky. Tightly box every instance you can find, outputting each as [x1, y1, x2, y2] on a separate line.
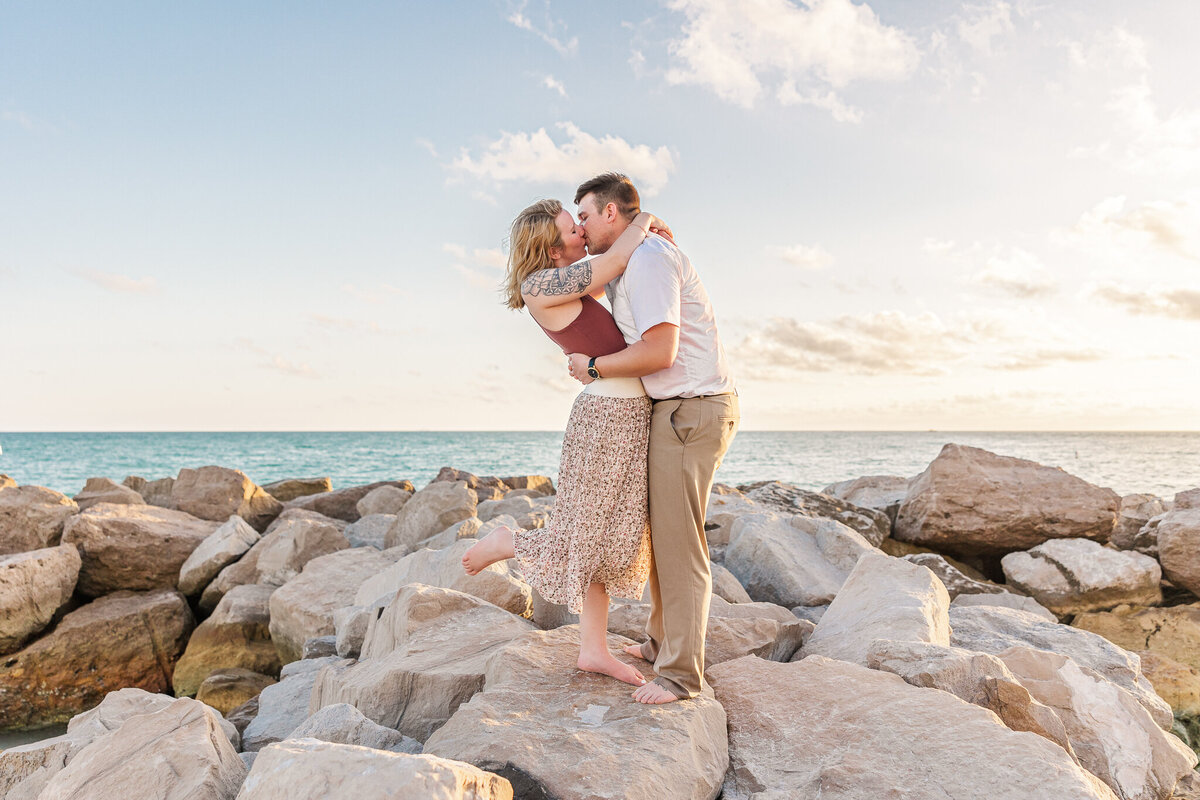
[2, 0, 1198, 432]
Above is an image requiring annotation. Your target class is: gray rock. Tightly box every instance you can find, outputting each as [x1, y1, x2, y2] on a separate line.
[951, 591, 1058, 622]
[342, 513, 394, 549]
[739, 480, 891, 546]
[242, 656, 351, 752]
[821, 474, 912, 523]
[286, 703, 420, 753]
[384, 480, 477, 553]
[178, 514, 260, 596]
[302, 636, 338, 659]
[901, 552, 1011, 598]
[355, 485, 412, 517]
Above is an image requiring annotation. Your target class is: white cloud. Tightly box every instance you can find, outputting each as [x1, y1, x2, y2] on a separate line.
[267, 356, 318, 378]
[971, 247, 1059, 298]
[447, 122, 676, 196]
[956, 1, 1014, 55]
[922, 237, 956, 255]
[662, 0, 919, 119]
[542, 75, 568, 98]
[1091, 283, 1200, 321]
[1058, 194, 1200, 261]
[770, 243, 834, 270]
[507, 1, 577, 56]
[71, 268, 158, 294]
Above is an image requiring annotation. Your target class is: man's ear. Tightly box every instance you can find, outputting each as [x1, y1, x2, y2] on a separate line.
[604, 202, 618, 222]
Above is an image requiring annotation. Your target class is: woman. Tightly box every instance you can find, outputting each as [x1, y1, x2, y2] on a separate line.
[462, 198, 667, 688]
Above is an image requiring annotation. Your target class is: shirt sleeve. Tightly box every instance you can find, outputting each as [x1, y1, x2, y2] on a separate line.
[625, 246, 682, 338]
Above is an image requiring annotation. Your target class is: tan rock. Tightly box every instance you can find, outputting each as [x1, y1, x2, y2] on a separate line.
[384, 480, 477, 552]
[895, 443, 1120, 556]
[821, 474, 912, 522]
[997, 645, 1197, 800]
[949, 604, 1174, 730]
[1136, 651, 1200, 718]
[1177, 488, 1200, 510]
[704, 489, 758, 548]
[1113, 493, 1169, 551]
[707, 654, 1119, 800]
[254, 514, 349, 587]
[174, 583, 281, 697]
[901, 551, 1011, 598]
[424, 625, 728, 800]
[0, 485, 78, 555]
[172, 465, 284, 531]
[283, 480, 414, 522]
[1073, 603, 1200, 673]
[0, 474, 15, 490]
[417, 515, 483, 551]
[0, 544, 81, 654]
[197, 668, 277, 716]
[1001, 538, 1162, 616]
[724, 511, 878, 607]
[343, 513, 395, 549]
[0, 589, 194, 731]
[260, 476, 332, 503]
[38, 697, 246, 800]
[264, 507, 347, 534]
[799, 551, 950, 666]
[311, 584, 534, 741]
[71, 477, 145, 511]
[1157, 509, 1200, 596]
[286, 703, 419, 754]
[62, 502, 220, 596]
[355, 485, 412, 517]
[951, 591, 1058, 621]
[355, 538, 531, 617]
[236, 739, 511, 800]
[122, 475, 175, 507]
[711, 561, 752, 603]
[740, 480, 891, 546]
[498, 474, 555, 495]
[178, 514, 261, 596]
[243, 657, 349, 752]
[269, 547, 398, 664]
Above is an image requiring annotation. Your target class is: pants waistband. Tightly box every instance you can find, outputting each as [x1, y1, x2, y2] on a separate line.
[652, 390, 737, 403]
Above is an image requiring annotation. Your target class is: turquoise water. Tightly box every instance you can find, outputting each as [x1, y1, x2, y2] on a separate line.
[1, 431, 1196, 498]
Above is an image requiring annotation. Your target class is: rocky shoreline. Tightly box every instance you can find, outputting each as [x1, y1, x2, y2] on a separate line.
[1, 444, 1199, 799]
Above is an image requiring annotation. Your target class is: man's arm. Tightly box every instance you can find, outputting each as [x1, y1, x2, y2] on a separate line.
[567, 322, 679, 383]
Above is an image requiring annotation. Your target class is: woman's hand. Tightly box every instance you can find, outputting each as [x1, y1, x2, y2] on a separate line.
[646, 214, 675, 246]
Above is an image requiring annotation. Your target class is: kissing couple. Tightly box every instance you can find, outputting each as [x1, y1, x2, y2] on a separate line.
[463, 172, 739, 704]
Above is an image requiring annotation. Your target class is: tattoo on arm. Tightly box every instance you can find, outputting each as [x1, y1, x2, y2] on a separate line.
[522, 262, 593, 298]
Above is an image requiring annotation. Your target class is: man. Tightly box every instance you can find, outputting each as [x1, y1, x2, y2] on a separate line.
[566, 172, 738, 704]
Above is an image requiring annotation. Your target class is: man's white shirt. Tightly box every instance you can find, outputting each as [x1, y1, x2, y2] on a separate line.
[605, 233, 735, 400]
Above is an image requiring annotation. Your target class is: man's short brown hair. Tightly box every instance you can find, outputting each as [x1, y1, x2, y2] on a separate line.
[574, 172, 640, 222]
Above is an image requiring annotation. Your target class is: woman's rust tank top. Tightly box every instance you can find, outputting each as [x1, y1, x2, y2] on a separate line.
[536, 295, 628, 357]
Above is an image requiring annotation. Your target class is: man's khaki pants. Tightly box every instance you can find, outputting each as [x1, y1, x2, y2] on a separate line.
[640, 392, 739, 698]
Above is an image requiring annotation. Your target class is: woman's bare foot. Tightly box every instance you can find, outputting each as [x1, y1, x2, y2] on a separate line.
[622, 643, 648, 661]
[632, 681, 679, 704]
[577, 650, 647, 687]
[461, 526, 515, 576]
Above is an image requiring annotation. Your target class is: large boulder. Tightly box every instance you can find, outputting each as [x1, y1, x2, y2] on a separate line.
[71, 477, 145, 511]
[0, 544, 81, 654]
[704, 489, 758, 549]
[821, 474, 911, 523]
[738, 480, 891, 546]
[1001, 538, 1162, 616]
[171, 465, 283, 531]
[951, 591, 1058, 621]
[707, 654, 1120, 800]
[285, 703, 420, 754]
[1073, 603, 1200, 674]
[242, 656, 350, 752]
[311, 584, 535, 741]
[284, 480, 415, 522]
[799, 551, 950, 666]
[354, 538, 531, 617]
[35, 697, 246, 800]
[499, 474, 555, 495]
[996, 645, 1197, 800]
[174, 583, 281, 697]
[355, 485, 412, 517]
[710, 561, 752, 603]
[1113, 493, 1169, 551]
[61, 502, 220, 596]
[0, 485, 78, 555]
[0, 589, 194, 731]
[1136, 651, 1200, 730]
[269, 547, 398, 664]
[122, 475, 175, 507]
[260, 476, 332, 503]
[254, 514, 350, 587]
[1157, 509, 1200, 596]
[895, 443, 1121, 556]
[178, 514, 261, 596]
[342, 514, 394, 549]
[724, 512, 877, 607]
[236, 739, 511, 800]
[424, 625, 728, 800]
[384, 480, 477, 552]
[949, 603, 1174, 730]
[196, 668, 277, 716]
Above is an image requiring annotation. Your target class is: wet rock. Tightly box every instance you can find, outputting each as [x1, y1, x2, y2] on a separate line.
[738, 480, 891, 546]
[171, 465, 283, 531]
[1001, 538, 1162, 616]
[384, 480, 477, 553]
[71, 477, 145, 511]
[178, 514, 261, 596]
[355, 485, 412, 517]
[196, 668, 277, 716]
[0, 544, 81, 655]
[260, 477, 332, 503]
[0, 485, 78, 555]
[174, 583, 280, 697]
[284, 480, 414, 522]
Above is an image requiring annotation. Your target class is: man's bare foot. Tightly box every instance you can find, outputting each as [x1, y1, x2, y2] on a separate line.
[622, 643, 649, 661]
[577, 651, 647, 687]
[462, 526, 515, 576]
[632, 681, 679, 704]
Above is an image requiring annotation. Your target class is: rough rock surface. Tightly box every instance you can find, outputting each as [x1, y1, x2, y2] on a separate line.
[236, 739, 511, 800]
[1001, 538, 1163, 615]
[283, 480, 414, 522]
[286, 702, 420, 753]
[1157, 509, 1200, 596]
[1073, 603, 1200, 673]
[724, 512, 877, 607]
[799, 551, 950, 666]
[343, 513, 395, 549]
[178, 514, 261, 596]
[242, 656, 351, 752]
[0, 544, 81, 654]
[123, 475, 175, 507]
[425, 625, 728, 800]
[269, 547, 398, 664]
[738, 480, 891, 546]
[253, 514, 350, 587]
[171, 465, 284, 531]
[498, 474, 555, 495]
[711, 561, 752, 603]
[311, 584, 535, 741]
[894, 443, 1120, 556]
[821, 474, 911, 522]
[1113, 493, 1169, 551]
[196, 668, 277, 716]
[260, 476, 332, 503]
[951, 590, 1058, 621]
[707, 654, 1119, 800]
[355, 485, 412, 517]
[384, 480, 478, 553]
[71, 476, 145, 511]
[901, 552, 1011, 598]
[62, 502, 220, 596]
[174, 583, 280, 697]
[0, 485, 78, 555]
[949, 604, 1174, 730]
[0, 589, 194, 731]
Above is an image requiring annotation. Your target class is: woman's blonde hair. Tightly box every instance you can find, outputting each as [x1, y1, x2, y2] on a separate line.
[504, 199, 563, 310]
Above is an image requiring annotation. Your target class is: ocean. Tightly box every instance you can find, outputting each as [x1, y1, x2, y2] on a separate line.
[1, 431, 1197, 499]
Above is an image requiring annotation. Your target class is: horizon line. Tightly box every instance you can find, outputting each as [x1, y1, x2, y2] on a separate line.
[3, 429, 1199, 435]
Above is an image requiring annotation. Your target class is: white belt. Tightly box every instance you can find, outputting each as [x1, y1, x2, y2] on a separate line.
[582, 377, 647, 398]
